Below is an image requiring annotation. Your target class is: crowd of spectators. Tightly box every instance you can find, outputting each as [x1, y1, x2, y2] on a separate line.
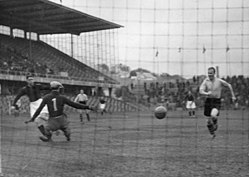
[0, 43, 54, 77]
[128, 75, 249, 110]
[0, 42, 113, 84]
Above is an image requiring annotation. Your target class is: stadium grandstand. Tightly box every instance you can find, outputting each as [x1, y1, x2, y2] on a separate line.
[1, 0, 248, 177]
[0, 0, 140, 113]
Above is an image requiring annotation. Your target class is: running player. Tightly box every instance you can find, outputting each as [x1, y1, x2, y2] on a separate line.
[74, 89, 90, 123]
[199, 67, 236, 138]
[25, 81, 95, 142]
[12, 74, 50, 136]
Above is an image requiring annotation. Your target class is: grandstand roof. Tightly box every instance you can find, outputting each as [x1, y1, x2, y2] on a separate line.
[0, 0, 123, 35]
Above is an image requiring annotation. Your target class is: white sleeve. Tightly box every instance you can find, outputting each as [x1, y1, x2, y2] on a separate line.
[219, 78, 235, 98]
[74, 95, 79, 102]
[199, 79, 207, 95]
[219, 78, 230, 87]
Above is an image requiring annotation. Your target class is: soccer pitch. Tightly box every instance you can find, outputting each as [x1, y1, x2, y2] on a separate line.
[1, 109, 249, 177]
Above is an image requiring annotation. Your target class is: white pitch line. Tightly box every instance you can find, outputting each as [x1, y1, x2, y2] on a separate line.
[21, 159, 33, 170]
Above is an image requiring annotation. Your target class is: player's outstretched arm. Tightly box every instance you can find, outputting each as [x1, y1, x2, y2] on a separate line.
[220, 79, 236, 101]
[12, 88, 26, 109]
[74, 94, 79, 102]
[38, 83, 51, 91]
[64, 96, 95, 110]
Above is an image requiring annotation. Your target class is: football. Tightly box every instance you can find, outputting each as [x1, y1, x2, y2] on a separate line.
[154, 105, 167, 119]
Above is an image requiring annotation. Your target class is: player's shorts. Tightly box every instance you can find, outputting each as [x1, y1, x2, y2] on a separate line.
[78, 101, 90, 114]
[99, 103, 106, 110]
[30, 99, 49, 126]
[204, 98, 221, 117]
[79, 101, 87, 104]
[186, 101, 196, 109]
[46, 114, 70, 133]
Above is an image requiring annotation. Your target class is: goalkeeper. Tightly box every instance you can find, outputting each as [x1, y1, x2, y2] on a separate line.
[25, 81, 95, 142]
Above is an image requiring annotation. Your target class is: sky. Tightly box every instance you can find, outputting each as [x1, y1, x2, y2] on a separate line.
[48, 0, 249, 78]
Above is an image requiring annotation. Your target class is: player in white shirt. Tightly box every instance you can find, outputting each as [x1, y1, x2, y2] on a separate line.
[199, 67, 236, 138]
[74, 89, 90, 123]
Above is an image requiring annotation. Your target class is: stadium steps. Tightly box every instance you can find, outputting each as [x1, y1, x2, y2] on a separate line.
[37, 40, 117, 83]
[0, 34, 118, 84]
[0, 95, 139, 116]
[86, 96, 139, 112]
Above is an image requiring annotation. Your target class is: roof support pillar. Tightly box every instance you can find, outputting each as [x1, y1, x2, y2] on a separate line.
[71, 34, 74, 58]
[10, 27, 13, 37]
[24, 31, 27, 39]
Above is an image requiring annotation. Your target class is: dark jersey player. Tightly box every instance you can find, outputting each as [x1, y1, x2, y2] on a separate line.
[99, 96, 107, 115]
[185, 90, 196, 118]
[12, 74, 50, 136]
[25, 81, 94, 142]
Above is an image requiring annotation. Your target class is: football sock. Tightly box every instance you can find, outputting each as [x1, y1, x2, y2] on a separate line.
[207, 123, 215, 135]
[212, 118, 218, 131]
[38, 125, 46, 136]
[87, 114, 90, 121]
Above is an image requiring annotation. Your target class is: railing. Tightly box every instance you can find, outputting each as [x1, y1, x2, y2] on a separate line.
[0, 69, 118, 87]
[0, 68, 98, 82]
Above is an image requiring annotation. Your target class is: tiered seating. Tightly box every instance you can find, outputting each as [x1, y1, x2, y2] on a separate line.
[86, 96, 138, 112]
[0, 95, 138, 116]
[0, 34, 118, 84]
[0, 42, 41, 75]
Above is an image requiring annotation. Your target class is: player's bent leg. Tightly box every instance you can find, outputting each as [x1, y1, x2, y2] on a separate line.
[211, 108, 219, 131]
[192, 110, 196, 118]
[58, 114, 71, 141]
[61, 127, 71, 141]
[34, 113, 60, 137]
[206, 118, 215, 137]
[211, 108, 219, 118]
[38, 125, 46, 136]
[41, 117, 61, 142]
[34, 116, 48, 126]
[39, 127, 52, 142]
[34, 116, 49, 135]
[188, 109, 192, 117]
[39, 134, 52, 142]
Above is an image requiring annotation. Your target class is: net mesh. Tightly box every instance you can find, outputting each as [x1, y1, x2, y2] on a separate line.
[1, 0, 249, 176]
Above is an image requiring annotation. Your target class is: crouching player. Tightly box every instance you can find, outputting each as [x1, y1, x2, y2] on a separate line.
[25, 81, 95, 142]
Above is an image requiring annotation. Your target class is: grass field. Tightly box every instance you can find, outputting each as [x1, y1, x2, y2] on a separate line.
[1, 109, 249, 177]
